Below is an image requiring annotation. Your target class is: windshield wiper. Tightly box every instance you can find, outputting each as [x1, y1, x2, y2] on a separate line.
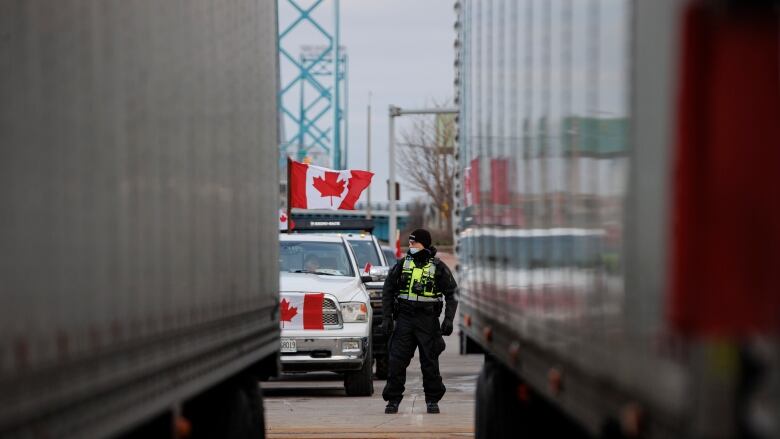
[290, 269, 341, 276]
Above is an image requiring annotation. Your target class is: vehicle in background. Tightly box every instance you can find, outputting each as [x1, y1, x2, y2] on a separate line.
[454, 1, 778, 438]
[345, 232, 387, 271]
[278, 234, 374, 396]
[286, 217, 393, 379]
[0, 2, 280, 438]
[382, 246, 400, 266]
[343, 232, 393, 379]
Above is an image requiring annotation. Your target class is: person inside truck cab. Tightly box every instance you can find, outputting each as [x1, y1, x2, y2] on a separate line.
[304, 254, 320, 272]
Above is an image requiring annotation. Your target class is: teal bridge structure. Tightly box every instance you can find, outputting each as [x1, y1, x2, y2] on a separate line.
[277, 0, 348, 170]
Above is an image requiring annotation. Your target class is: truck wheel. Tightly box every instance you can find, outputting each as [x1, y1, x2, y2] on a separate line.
[476, 354, 590, 438]
[375, 355, 389, 380]
[186, 373, 265, 439]
[475, 354, 524, 438]
[345, 344, 375, 396]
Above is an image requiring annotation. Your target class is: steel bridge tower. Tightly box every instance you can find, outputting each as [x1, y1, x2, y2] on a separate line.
[278, 0, 348, 170]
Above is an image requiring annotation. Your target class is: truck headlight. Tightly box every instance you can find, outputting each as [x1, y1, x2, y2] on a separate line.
[341, 302, 368, 322]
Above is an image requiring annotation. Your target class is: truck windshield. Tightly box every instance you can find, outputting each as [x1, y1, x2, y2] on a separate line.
[347, 240, 382, 268]
[280, 241, 355, 277]
[383, 248, 398, 264]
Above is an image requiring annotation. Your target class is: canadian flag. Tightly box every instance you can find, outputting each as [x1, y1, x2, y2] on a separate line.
[289, 159, 374, 210]
[394, 229, 402, 259]
[279, 293, 324, 330]
[464, 158, 480, 206]
[279, 209, 290, 231]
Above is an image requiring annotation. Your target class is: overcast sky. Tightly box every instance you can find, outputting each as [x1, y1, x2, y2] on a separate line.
[278, 0, 456, 202]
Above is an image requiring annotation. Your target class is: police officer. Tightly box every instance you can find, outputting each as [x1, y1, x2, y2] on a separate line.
[381, 228, 458, 414]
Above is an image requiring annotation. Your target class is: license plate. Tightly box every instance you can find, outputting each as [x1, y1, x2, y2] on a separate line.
[280, 338, 297, 353]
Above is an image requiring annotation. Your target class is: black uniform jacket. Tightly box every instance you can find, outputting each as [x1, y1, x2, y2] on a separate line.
[381, 246, 458, 322]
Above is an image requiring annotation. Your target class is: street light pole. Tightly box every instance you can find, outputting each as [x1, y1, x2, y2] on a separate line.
[387, 105, 457, 249]
[366, 93, 372, 220]
[388, 105, 400, 245]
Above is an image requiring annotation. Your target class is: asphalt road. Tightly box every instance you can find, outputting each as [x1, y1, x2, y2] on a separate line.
[263, 250, 479, 438]
[262, 328, 483, 438]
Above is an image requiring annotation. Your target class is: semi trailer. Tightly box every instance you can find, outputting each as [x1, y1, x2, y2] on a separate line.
[0, 1, 281, 437]
[453, 1, 779, 438]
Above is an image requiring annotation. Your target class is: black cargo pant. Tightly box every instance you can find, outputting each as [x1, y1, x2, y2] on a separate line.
[382, 301, 446, 403]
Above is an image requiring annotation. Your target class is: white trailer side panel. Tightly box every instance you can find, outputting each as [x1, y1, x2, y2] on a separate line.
[0, 1, 280, 437]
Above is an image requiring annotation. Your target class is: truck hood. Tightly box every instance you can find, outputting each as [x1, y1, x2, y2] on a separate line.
[280, 272, 367, 302]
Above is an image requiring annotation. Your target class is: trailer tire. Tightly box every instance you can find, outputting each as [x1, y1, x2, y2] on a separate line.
[186, 373, 265, 439]
[476, 354, 591, 438]
[475, 354, 524, 439]
[345, 344, 375, 396]
[375, 355, 389, 380]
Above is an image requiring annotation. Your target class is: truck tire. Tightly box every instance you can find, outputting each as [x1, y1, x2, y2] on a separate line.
[345, 344, 375, 396]
[476, 354, 590, 438]
[186, 373, 265, 439]
[475, 354, 524, 439]
[375, 355, 389, 380]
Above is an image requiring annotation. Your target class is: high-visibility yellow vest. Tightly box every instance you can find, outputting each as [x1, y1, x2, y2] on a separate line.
[398, 257, 443, 302]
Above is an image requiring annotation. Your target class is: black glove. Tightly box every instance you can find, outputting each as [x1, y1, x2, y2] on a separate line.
[440, 318, 453, 336]
[383, 318, 394, 336]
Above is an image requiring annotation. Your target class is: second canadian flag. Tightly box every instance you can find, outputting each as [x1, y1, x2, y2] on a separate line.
[280, 293, 324, 330]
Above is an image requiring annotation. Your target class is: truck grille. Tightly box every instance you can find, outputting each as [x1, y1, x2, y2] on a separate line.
[323, 298, 342, 327]
[323, 298, 337, 310]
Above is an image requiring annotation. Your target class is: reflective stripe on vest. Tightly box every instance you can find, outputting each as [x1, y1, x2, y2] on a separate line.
[397, 293, 442, 302]
[399, 256, 441, 301]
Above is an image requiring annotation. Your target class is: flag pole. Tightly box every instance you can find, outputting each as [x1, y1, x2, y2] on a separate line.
[287, 157, 292, 234]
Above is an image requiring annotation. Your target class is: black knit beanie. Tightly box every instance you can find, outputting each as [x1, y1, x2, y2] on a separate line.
[409, 229, 432, 249]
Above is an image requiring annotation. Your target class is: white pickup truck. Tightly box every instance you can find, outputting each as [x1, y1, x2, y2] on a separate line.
[278, 233, 374, 396]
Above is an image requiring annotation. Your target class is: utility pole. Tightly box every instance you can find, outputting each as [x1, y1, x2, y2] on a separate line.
[366, 93, 372, 220]
[387, 106, 457, 249]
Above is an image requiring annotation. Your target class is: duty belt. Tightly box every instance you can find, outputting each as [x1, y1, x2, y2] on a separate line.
[397, 294, 443, 302]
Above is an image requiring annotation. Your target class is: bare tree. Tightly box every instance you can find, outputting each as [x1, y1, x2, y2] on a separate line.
[398, 108, 456, 238]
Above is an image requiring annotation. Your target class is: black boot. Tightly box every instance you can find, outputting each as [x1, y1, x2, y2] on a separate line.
[426, 401, 440, 414]
[385, 400, 400, 414]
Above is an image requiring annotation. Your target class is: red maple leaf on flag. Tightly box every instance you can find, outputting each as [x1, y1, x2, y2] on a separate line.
[280, 298, 298, 322]
[312, 171, 346, 206]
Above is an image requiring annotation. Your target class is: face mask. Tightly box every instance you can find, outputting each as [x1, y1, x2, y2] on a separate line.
[409, 247, 421, 255]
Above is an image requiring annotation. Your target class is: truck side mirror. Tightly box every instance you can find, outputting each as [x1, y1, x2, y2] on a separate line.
[369, 266, 390, 282]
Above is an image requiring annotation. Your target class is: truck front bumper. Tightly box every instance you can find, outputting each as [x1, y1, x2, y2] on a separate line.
[280, 336, 370, 372]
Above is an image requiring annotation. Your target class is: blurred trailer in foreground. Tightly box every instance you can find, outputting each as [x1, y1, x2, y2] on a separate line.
[454, 0, 779, 438]
[0, 1, 280, 437]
